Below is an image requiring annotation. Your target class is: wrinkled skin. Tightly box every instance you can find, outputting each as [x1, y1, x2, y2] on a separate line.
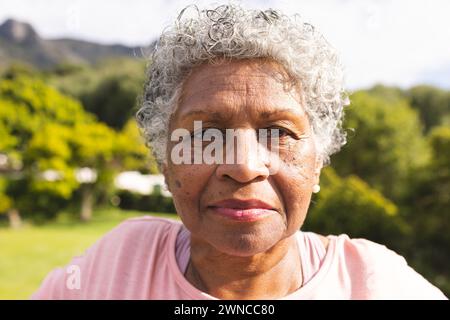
[163, 58, 323, 299]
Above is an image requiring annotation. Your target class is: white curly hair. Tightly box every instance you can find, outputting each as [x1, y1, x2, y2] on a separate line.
[136, 3, 349, 169]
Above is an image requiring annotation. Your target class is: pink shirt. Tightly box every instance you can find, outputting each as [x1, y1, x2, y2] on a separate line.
[31, 216, 446, 300]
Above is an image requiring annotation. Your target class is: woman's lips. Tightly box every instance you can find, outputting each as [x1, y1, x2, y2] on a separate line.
[210, 207, 276, 222]
[208, 199, 278, 222]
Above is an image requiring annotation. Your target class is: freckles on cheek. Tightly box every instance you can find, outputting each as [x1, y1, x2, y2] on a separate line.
[169, 164, 212, 200]
[169, 165, 216, 229]
[278, 143, 316, 186]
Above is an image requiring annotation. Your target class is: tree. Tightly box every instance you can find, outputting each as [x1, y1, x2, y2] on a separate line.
[331, 90, 430, 202]
[115, 119, 159, 174]
[0, 74, 89, 222]
[304, 167, 410, 252]
[406, 85, 450, 132]
[81, 75, 142, 130]
[404, 126, 450, 295]
[46, 58, 146, 130]
[0, 176, 17, 227]
[0, 75, 112, 222]
[366, 84, 406, 104]
[0, 96, 17, 227]
[69, 122, 117, 221]
[1, 73, 159, 223]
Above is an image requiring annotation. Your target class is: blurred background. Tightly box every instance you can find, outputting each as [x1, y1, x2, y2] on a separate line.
[0, 0, 449, 299]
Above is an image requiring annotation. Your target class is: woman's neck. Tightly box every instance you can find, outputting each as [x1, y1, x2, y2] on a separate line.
[185, 234, 303, 299]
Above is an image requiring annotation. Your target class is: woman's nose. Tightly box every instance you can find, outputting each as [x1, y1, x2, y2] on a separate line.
[215, 129, 271, 183]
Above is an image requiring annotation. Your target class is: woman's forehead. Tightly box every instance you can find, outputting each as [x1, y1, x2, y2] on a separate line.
[176, 59, 305, 120]
[184, 58, 299, 92]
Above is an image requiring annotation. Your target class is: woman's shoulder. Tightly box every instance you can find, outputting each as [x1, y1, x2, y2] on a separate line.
[325, 234, 447, 299]
[86, 215, 181, 261]
[31, 216, 181, 299]
[327, 234, 413, 275]
[116, 215, 181, 230]
[114, 215, 181, 235]
[90, 215, 180, 251]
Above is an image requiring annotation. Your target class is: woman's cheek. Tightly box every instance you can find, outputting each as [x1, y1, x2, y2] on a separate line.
[277, 140, 316, 183]
[276, 139, 316, 226]
[167, 163, 213, 211]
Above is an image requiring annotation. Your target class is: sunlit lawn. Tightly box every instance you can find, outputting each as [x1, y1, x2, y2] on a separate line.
[0, 208, 177, 300]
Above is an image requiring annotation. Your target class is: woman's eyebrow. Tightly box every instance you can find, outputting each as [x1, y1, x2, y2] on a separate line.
[179, 110, 230, 122]
[259, 108, 304, 119]
[259, 108, 309, 130]
[182, 108, 303, 119]
[178, 108, 306, 128]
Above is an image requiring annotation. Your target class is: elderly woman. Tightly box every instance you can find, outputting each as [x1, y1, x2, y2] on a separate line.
[33, 4, 445, 300]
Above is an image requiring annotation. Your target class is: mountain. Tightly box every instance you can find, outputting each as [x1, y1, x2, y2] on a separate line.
[0, 18, 151, 69]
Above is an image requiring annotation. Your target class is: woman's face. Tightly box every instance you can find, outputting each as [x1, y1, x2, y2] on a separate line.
[164, 59, 321, 257]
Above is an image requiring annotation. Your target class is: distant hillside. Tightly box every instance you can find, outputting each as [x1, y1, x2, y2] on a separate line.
[0, 18, 152, 69]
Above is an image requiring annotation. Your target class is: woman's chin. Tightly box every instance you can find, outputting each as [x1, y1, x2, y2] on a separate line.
[207, 226, 285, 257]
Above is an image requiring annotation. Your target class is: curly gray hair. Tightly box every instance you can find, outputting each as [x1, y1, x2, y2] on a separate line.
[136, 3, 349, 169]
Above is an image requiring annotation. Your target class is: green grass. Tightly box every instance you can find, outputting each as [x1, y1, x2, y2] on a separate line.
[0, 208, 178, 300]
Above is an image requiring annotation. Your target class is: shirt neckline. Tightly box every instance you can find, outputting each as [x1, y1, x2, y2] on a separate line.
[167, 221, 337, 300]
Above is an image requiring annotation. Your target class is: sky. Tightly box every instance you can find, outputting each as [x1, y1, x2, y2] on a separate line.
[1, 0, 449, 90]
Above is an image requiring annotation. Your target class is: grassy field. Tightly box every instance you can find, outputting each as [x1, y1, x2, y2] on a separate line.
[0, 208, 177, 300]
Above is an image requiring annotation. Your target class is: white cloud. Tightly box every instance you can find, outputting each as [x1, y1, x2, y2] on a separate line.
[0, 0, 449, 89]
[264, 0, 450, 89]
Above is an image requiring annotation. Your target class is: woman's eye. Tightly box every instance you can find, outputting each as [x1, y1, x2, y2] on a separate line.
[264, 127, 294, 139]
[261, 127, 309, 142]
[276, 128, 290, 138]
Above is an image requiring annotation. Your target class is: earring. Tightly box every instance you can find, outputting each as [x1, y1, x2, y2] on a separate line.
[312, 184, 320, 193]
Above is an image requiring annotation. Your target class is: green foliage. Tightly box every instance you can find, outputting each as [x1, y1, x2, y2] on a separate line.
[0, 79, 70, 215]
[0, 101, 18, 151]
[365, 84, 450, 132]
[304, 167, 409, 251]
[403, 126, 450, 293]
[331, 90, 430, 201]
[429, 126, 450, 170]
[29, 159, 78, 199]
[25, 123, 72, 161]
[115, 120, 159, 173]
[46, 58, 146, 130]
[407, 85, 450, 132]
[1, 62, 40, 80]
[366, 84, 406, 104]
[0, 76, 92, 126]
[0, 75, 107, 217]
[81, 74, 142, 130]
[0, 73, 158, 219]
[49, 63, 87, 77]
[70, 122, 116, 165]
[0, 177, 12, 213]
